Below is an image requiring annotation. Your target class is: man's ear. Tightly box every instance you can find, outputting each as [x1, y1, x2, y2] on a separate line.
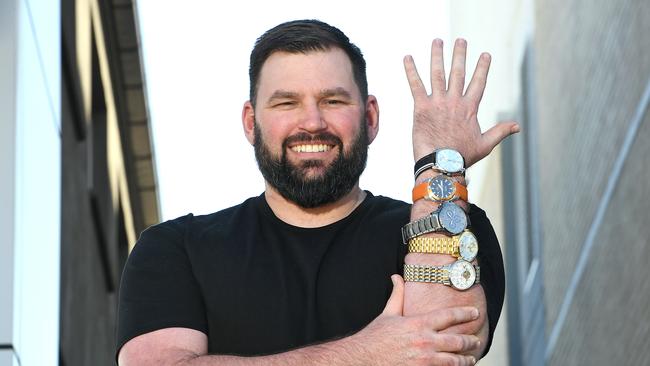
[242, 101, 256, 145]
[365, 95, 379, 144]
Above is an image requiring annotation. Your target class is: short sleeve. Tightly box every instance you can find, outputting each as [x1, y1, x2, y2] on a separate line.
[469, 204, 506, 356]
[116, 216, 207, 357]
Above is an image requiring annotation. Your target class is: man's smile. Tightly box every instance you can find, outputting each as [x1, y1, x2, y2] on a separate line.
[289, 144, 334, 153]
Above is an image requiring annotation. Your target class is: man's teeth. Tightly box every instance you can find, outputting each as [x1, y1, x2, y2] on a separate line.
[291, 144, 332, 153]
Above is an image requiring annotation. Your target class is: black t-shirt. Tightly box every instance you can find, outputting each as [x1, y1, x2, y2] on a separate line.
[117, 192, 504, 357]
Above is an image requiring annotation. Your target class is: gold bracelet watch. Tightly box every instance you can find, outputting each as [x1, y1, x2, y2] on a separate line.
[407, 230, 478, 262]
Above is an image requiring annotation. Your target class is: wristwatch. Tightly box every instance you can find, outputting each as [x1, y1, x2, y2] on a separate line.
[403, 260, 480, 290]
[407, 230, 478, 261]
[401, 202, 468, 244]
[414, 148, 465, 179]
[412, 175, 468, 203]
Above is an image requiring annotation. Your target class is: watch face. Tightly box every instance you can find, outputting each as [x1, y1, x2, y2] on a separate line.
[458, 231, 479, 261]
[438, 202, 467, 235]
[428, 175, 455, 200]
[449, 260, 476, 290]
[435, 149, 464, 173]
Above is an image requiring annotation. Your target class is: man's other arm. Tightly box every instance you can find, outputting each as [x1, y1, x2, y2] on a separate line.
[119, 275, 480, 366]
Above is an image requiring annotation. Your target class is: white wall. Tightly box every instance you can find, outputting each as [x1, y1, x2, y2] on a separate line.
[0, 0, 61, 365]
[447, 0, 537, 365]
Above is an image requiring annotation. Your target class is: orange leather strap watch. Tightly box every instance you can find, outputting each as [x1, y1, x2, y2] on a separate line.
[412, 174, 468, 203]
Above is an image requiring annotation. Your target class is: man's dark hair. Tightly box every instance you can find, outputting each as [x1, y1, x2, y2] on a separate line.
[249, 19, 368, 107]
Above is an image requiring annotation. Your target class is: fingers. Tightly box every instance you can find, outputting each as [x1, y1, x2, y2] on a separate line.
[465, 52, 492, 106]
[448, 39, 467, 96]
[432, 333, 481, 354]
[381, 274, 405, 316]
[429, 38, 446, 97]
[426, 332, 480, 365]
[479, 121, 521, 157]
[403, 55, 427, 101]
[426, 306, 479, 331]
[431, 352, 477, 366]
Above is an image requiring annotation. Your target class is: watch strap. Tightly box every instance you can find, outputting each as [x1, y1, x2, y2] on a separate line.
[408, 236, 459, 256]
[401, 213, 441, 244]
[454, 181, 468, 201]
[411, 178, 468, 203]
[403, 263, 449, 285]
[413, 151, 436, 178]
[411, 180, 430, 202]
[403, 263, 481, 285]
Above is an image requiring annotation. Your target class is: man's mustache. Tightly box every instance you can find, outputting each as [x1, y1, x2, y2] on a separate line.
[283, 132, 342, 148]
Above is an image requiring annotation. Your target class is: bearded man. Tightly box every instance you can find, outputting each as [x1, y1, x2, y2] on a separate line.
[117, 19, 518, 366]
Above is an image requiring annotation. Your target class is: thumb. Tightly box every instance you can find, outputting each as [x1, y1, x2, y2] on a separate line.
[382, 274, 405, 316]
[480, 121, 520, 156]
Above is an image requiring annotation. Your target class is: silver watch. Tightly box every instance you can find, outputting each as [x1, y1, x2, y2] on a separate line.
[414, 148, 465, 178]
[401, 202, 468, 244]
[404, 260, 480, 290]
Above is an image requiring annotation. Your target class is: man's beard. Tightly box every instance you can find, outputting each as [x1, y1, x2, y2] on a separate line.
[254, 121, 368, 209]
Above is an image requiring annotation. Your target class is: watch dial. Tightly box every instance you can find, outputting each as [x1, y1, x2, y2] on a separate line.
[436, 149, 464, 173]
[458, 231, 478, 261]
[439, 202, 467, 235]
[429, 175, 454, 200]
[449, 260, 476, 290]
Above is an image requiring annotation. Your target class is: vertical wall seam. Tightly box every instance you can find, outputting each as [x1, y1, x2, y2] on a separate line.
[0, 0, 18, 354]
[22, 0, 60, 137]
[545, 77, 650, 359]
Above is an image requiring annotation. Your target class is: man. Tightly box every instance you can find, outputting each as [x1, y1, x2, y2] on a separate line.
[117, 19, 518, 365]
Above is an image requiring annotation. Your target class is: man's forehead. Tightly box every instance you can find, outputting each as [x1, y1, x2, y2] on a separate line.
[260, 48, 352, 71]
[256, 49, 358, 98]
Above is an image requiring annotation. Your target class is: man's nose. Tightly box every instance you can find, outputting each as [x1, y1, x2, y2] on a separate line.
[298, 102, 327, 132]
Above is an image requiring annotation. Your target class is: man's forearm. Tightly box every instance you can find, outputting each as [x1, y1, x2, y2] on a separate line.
[120, 279, 481, 366]
[400, 37, 512, 359]
[179, 339, 362, 366]
[404, 170, 488, 357]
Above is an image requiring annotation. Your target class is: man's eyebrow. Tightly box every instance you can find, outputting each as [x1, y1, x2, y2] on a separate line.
[267, 90, 300, 102]
[266, 87, 353, 103]
[320, 87, 353, 99]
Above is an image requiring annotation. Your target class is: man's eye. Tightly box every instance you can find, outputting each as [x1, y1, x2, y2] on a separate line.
[275, 101, 295, 107]
[325, 99, 343, 105]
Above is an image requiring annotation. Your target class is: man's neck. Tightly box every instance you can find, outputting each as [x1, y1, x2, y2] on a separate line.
[264, 184, 367, 228]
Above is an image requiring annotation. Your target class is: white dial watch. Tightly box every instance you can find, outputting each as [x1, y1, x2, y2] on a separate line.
[407, 230, 479, 261]
[403, 260, 480, 290]
[414, 148, 466, 179]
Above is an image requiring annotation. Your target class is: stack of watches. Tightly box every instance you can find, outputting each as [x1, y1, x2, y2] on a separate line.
[402, 148, 480, 291]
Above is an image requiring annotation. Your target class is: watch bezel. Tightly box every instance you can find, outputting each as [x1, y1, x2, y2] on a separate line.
[434, 149, 465, 174]
[427, 175, 455, 201]
[438, 202, 467, 235]
[458, 231, 478, 261]
[448, 260, 476, 290]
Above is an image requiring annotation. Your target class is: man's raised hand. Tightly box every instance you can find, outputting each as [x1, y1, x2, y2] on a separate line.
[404, 38, 519, 167]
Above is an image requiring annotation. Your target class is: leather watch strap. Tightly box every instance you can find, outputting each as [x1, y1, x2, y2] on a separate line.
[411, 178, 468, 202]
[413, 151, 436, 178]
[411, 181, 430, 202]
[454, 182, 468, 201]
